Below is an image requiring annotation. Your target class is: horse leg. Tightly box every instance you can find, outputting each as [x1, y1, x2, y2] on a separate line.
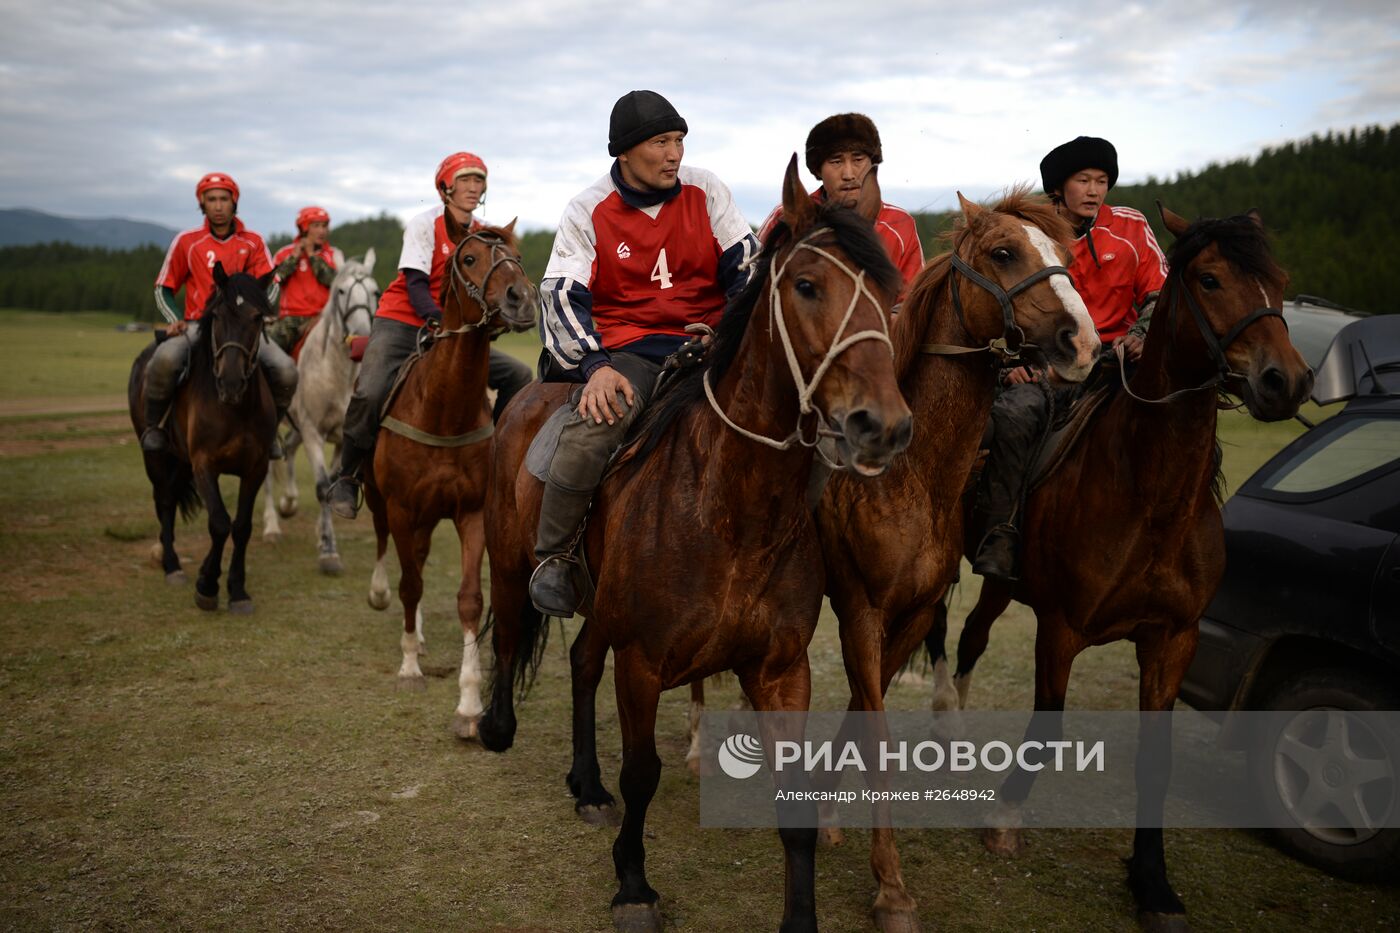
[261, 463, 284, 543]
[147, 454, 185, 583]
[477, 568, 544, 754]
[1126, 624, 1197, 929]
[740, 652, 818, 933]
[685, 680, 705, 777]
[955, 579, 1014, 710]
[279, 427, 301, 518]
[609, 649, 664, 932]
[192, 465, 229, 611]
[367, 497, 392, 610]
[984, 617, 1078, 856]
[304, 430, 341, 575]
[451, 510, 486, 740]
[225, 468, 264, 615]
[568, 618, 619, 824]
[925, 593, 964, 741]
[389, 513, 429, 690]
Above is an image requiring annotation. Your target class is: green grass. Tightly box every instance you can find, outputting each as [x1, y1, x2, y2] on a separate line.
[0, 309, 152, 401]
[0, 315, 1394, 931]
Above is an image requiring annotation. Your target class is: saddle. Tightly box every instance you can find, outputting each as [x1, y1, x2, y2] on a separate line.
[290, 316, 322, 363]
[1027, 378, 1116, 493]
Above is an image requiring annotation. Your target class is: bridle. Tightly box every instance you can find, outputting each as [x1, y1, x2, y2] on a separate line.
[210, 296, 262, 389]
[703, 226, 894, 452]
[1115, 269, 1285, 405]
[437, 231, 526, 337]
[921, 247, 1071, 362]
[332, 268, 377, 353]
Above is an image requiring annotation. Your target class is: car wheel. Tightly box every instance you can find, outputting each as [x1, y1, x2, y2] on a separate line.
[1249, 667, 1400, 883]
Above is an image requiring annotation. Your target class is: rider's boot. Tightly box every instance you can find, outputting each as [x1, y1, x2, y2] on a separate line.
[141, 396, 172, 453]
[327, 440, 371, 520]
[269, 407, 290, 461]
[971, 453, 1023, 583]
[529, 481, 593, 618]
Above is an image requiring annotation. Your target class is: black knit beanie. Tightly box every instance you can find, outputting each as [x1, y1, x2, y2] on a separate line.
[608, 90, 688, 157]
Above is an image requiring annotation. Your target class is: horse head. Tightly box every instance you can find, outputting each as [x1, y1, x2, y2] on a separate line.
[755, 155, 913, 475]
[207, 261, 274, 405]
[441, 216, 537, 333]
[946, 189, 1100, 381]
[1157, 205, 1312, 420]
[328, 252, 379, 341]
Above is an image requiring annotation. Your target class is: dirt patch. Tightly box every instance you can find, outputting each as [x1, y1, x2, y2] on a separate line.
[0, 412, 131, 458]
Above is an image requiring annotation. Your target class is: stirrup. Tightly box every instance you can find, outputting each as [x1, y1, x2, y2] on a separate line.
[529, 555, 580, 618]
[327, 476, 363, 519]
[140, 425, 167, 453]
[971, 524, 1020, 583]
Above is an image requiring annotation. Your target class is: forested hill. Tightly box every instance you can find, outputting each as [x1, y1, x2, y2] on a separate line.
[2, 125, 1394, 318]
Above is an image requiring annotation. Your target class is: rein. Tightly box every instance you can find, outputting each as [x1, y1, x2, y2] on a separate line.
[332, 270, 377, 354]
[437, 231, 524, 337]
[702, 227, 894, 452]
[1116, 273, 1284, 405]
[210, 300, 262, 388]
[921, 252, 1069, 361]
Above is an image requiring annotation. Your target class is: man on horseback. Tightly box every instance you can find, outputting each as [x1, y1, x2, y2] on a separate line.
[267, 206, 343, 354]
[142, 173, 299, 456]
[528, 89, 759, 616]
[972, 136, 1167, 581]
[326, 152, 534, 519]
[757, 112, 924, 299]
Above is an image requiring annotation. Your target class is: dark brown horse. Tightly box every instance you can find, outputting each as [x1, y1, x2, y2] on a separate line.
[128, 264, 279, 612]
[479, 157, 913, 933]
[362, 218, 535, 735]
[811, 189, 1100, 932]
[927, 206, 1313, 928]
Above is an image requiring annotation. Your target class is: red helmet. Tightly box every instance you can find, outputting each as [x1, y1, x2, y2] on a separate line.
[296, 205, 330, 232]
[195, 172, 239, 204]
[435, 152, 488, 195]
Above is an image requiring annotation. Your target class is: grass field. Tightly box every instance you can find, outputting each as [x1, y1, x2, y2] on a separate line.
[1, 311, 1394, 931]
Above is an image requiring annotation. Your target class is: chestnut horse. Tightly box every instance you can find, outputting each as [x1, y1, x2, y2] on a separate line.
[805, 189, 1100, 932]
[479, 158, 913, 933]
[362, 218, 535, 737]
[128, 264, 279, 612]
[926, 206, 1312, 928]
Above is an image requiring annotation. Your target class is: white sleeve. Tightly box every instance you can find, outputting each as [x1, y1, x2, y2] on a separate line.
[692, 168, 753, 252]
[542, 197, 598, 288]
[397, 211, 437, 274]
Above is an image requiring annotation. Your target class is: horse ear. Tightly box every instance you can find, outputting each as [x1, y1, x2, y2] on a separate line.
[781, 153, 816, 233]
[854, 166, 883, 224]
[258, 270, 276, 292]
[1245, 208, 1264, 229]
[956, 192, 983, 224]
[362, 247, 376, 274]
[1156, 201, 1190, 238]
[503, 217, 518, 236]
[212, 260, 229, 288]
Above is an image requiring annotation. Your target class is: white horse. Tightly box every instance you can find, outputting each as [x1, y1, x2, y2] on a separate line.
[262, 251, 379, 574]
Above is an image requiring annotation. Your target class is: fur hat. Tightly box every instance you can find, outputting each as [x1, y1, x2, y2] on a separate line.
[609, 90, 688, 157]
[805, 113, 883, 177]
[1039, 136, 1118, 194]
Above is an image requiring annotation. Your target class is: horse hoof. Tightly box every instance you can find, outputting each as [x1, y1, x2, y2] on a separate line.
[396, 675, 427, 693]
[1139, 913, 1189, 933]
[874, 908, 922, 933]
[611, 902, 661, 933]
[982, 826, 1024, 857]
[367, 590, 391, 611]
[818, 826, 846, 847]
[165, 570, 187, 586]
[262, 530, 282, 545]
[452, 714, 480, 741]
[228, 599, 254, 616]
[318, 554, 344, 576]
[578, 804, 622, 827]
[278, 497, 297, 518]
[194, 591, 219, 611]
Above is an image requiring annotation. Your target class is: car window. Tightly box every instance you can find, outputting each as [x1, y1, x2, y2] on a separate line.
[1260, 416, 1400, 494]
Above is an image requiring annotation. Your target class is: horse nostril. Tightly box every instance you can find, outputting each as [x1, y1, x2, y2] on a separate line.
[1057, 326, 1077, 357]
[506, 285, 520, 302]
[1260, 365, 1286, 398]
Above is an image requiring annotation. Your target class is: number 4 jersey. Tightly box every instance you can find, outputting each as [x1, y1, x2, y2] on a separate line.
[541, 163, 757, 376]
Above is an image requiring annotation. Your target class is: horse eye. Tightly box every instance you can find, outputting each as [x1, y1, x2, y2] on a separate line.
[991, 247, 1013, 264]
[463, 255, 476, 266]
[795, 278, 817, 298]
[1200, 273, 1220, 290]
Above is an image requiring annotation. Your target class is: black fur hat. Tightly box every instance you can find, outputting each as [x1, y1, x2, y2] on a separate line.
[1039, 136, 1118, 194]
[804, 113, 883, 177]
[608, 90, 688, 157]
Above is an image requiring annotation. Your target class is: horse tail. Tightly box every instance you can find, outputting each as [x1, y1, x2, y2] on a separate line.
[172, 465, 201, 521]
[480, 601, 551, 701]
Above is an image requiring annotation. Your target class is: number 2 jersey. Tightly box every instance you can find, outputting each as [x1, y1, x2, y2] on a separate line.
[155, 218, 274, 321]
[541, 162, 758, 377]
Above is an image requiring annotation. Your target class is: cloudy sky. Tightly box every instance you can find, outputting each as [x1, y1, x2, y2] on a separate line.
[2, 0, 1397, 240]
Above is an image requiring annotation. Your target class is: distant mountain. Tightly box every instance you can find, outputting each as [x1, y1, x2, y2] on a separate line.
[0, 208, 178, 250]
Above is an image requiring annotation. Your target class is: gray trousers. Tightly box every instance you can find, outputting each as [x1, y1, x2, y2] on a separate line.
[546, 352, 663, 495]
[342, 315, 538, 450]
[145, 322, 298, 409]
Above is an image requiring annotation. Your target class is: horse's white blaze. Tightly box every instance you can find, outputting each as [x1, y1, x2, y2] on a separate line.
[457, 631, 483, 720]
[1256, 279, 1272, 309]
[398, 630, 423, 679]
[1021, 224, 1100, 374]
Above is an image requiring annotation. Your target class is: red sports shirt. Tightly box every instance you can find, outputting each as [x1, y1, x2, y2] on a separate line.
[272, 241, 341, 317]
[1070, 204, 1168, 341]
[156, 218, 274, 320]
[376, 205, 483, 326]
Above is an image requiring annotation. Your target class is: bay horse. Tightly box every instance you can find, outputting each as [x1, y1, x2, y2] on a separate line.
[478, 157, 913, 933]
[261, 251, 380, 575]
[808, 188, 1102, 932]
[128, 263, 280, 613]
[362, 218, 535, 739]
[926, 205, 1313, 929]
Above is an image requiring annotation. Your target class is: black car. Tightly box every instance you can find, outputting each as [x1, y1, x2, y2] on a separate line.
[1180, 309, 1400, 881]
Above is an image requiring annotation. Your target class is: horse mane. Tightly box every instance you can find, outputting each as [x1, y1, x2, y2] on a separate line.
[1165, 213, 1284, 290]
[624, 204, 900, 465]
[893, 186, 1072, 388]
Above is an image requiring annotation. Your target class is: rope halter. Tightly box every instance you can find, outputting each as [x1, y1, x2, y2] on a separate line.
[438, 231, 526, 337]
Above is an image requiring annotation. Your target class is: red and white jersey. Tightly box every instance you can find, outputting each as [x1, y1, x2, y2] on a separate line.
[156, 218, 274, 320]
[758, 189, 925, 299]
[1070, 204, 1168, 342]
[272, 241, 343, 317]
[541, 165, 755, 368]
[376, 205, 483, 327]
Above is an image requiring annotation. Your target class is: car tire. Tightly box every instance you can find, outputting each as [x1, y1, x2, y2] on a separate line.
[1248, 667, 1400, 883]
